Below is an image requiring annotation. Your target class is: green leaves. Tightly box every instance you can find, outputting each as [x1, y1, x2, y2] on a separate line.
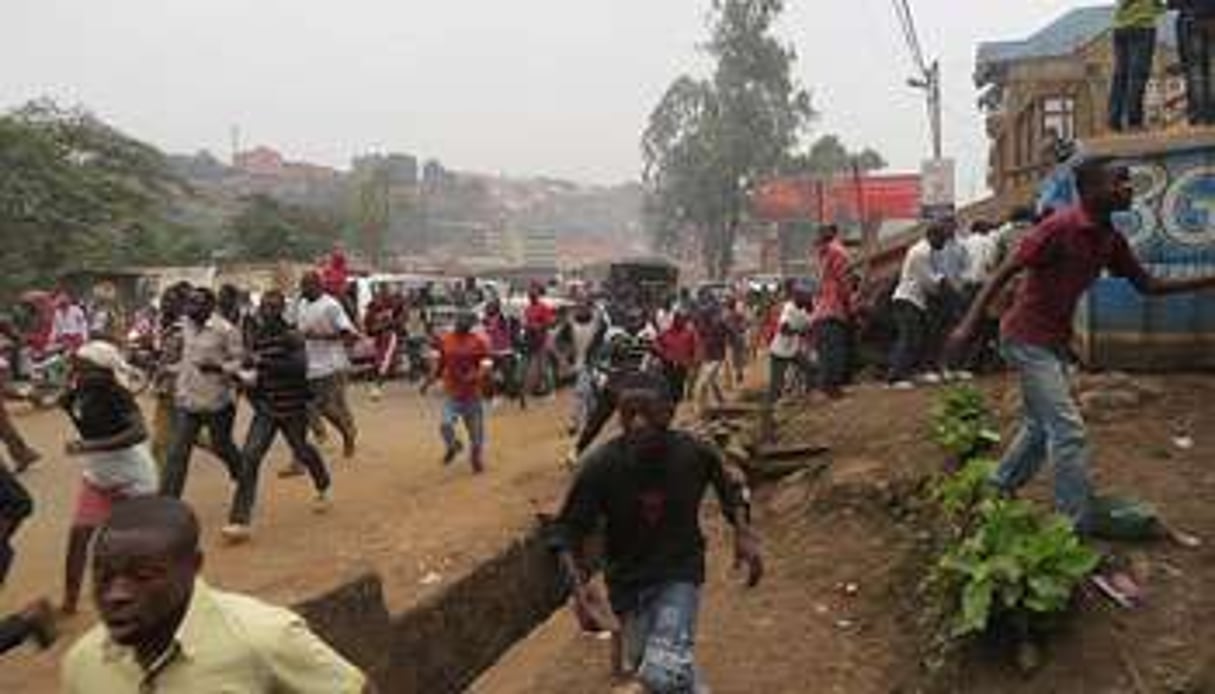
[929, 388, 1099, 641]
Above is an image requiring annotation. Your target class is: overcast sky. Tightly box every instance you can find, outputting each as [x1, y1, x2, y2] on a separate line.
[4, 0, 1085, 201]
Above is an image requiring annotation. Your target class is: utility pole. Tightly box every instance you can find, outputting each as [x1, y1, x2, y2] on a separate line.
[908, 60, 942, 161]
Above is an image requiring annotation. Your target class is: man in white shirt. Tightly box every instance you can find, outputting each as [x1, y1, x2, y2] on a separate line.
[297, 272, 359, 459]
[51, 293, 90, 353]
[767, 284, 813, 402]
[888, 223, 950, 388]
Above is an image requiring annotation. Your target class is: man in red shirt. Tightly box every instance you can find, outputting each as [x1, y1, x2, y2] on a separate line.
[655, 309, 700, 406]
[522, 285, 556, 396]
[811, 224, 855, 399]
[435, 311, 491, 473]
[364, 284, 402, 400]
[951, 160, 1215, 531]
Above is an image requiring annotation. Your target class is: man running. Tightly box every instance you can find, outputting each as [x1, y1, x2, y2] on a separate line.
[298, 272, 359, 459]
[161, 288, 245, 498]
[549, 372, 762, 693]
[61, 497, 370, 692]
[224, 290, 333, 544]
[522, 285, 556, 397]
[433, 311, 491, 474]
[950, 160, 1215, 531]
[364, 284, 402, 401]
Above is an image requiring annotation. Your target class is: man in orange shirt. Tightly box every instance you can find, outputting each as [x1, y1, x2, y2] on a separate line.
[435, 311, 491, 474]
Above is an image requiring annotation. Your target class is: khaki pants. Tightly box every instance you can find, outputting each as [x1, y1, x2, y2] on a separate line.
[150, 395, 175, 473]
[309, 373, 357, 451]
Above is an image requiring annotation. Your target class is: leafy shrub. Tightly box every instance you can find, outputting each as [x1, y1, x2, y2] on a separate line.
[931, 385, 1001, 459]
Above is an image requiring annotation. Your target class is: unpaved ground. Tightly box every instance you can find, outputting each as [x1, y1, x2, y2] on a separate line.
[0, 384, 579, 692]
[475, 374, 1215, 693]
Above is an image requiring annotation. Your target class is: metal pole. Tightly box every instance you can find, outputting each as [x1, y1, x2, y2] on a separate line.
[929, 61, 943, 160]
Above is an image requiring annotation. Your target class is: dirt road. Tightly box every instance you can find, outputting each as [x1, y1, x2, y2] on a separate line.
[0, 383, 579, 691]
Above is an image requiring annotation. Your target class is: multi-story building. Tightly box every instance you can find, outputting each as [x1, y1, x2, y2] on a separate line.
[975, 6, 1183, 208]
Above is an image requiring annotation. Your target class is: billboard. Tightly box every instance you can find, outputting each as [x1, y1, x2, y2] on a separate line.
[751, 174, 922, 224]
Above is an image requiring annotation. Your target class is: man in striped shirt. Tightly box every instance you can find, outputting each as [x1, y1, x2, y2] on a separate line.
[223, 290, 332, 543]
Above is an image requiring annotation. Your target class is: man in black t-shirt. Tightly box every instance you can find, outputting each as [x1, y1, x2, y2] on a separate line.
[550, 373, 762, 693]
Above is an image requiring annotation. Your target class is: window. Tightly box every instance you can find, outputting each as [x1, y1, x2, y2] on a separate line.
[1041, 96, 1076, 142]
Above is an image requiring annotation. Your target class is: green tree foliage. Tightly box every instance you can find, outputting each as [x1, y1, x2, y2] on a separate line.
[0, 100, 191, 296]
[225, 194, 342, 262]
[642, 0, 814, 278]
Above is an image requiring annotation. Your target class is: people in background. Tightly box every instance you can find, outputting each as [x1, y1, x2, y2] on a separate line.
[767, 283, 813, 402]
[1171, 0, 1215, 126]
[654, 308, 700, 407]
[434, 311, 491, 474]
[811, 224, 855, 399]
[950, 160, 1215, 532]
[692, 296, 729, 416]
[1108, 0, 1165, 132]
[51, 292, 89, 354]
[0, 352, 40, 473]
[548, 372, 761, 694]
[61, 497, 370, 693]
[298, 271, 359, 460]
[522, 285, 556, 396]
[364, 284, 402, 401]
[150, 283, 191, 470]
[888, 223, 951, 389]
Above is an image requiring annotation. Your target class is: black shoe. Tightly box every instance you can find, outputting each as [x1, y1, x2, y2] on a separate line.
[443, 440, 464, 465]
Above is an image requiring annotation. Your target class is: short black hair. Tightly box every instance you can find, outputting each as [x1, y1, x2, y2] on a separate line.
[1074, 159, 1111, 198]
[100, 497, 200, 559]
[616, 371, 673, 404]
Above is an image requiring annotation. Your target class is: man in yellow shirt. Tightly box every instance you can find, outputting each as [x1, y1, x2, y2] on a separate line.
[1109, 0, 1166, 131]
[61, 496, 371, 693]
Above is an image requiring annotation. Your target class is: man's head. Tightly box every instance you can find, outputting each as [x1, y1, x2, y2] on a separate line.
[926, 220, 952, 250]
[184, 288, 216, 326]
[92, 497, 203, 648]
[616, 372, 674, 447]
[792, 283, 814, 310]
[454, 310, 477, 335]
[671, 309, 689, 329]
[818, 223, 840, 246]
[484, 299, 501, 318]
[259, 289, 286, 320]
[375, 283, 391, 299]
[528, 284, 543, 303]
[970, 220, 995, 236]
[300, 271, 323, 300]
[1075, 160, 1133, 222]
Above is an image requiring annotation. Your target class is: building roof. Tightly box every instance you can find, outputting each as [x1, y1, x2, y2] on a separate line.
[975, 5, 1177, 86]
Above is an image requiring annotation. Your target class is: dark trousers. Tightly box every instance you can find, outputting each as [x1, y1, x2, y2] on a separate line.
[662, 363, 689, 405]
[1179, 16, 1215, 125]
[576, 388, 618, 455]
[0, 614, 33, 655]
[0, 464, 33, 584]
[888, 299, 927, 383]
[768, 354, 811, 401]
[229, 405, 330, 525]
[1109, 27, 1157, 131]
[816, 318, 851, 391]
[161, 405, 244, 498]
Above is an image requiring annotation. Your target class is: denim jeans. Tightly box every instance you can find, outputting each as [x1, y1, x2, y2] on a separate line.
[621, 582, 704, 694]
[229, 404, 330, 525]
[993, 341, 1092, 530]
[161, 405, 244, 498]
[1109, 26, 1157, 131]
[441, 398, 485, 466]
[1179, 15, 1215, 125]
[888, 299, 927, 382]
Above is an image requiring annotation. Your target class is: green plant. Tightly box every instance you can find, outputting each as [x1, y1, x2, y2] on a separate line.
[933, 458, 997, 527]
[931, 385, 1001, 458]
[936, 498, 1100, 638]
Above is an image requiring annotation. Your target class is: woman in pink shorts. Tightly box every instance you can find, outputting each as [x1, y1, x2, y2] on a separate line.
[60, 342, 158, 615]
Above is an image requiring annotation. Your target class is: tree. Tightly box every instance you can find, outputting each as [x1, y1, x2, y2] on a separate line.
[225, 195, 342, 262]
[787, 134, 888, 178]
[0, 99, 189, 298]
[643, 0, 814, 279]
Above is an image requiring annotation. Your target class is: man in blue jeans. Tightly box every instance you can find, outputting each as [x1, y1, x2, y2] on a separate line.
[950, 160, 1215, 531]
[550, 372, 762, 692]
[1172, 0, 1215, 125]
[1108, 0, 1165, 132]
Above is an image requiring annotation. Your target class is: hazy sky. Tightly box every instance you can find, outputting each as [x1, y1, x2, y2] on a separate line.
[4, 0, 1085, 201]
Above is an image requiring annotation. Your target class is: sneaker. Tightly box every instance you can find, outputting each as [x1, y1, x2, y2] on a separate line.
[312, 490, 332, 515]
[442, 439, 464, 466]
[889, 380, 916, 391]
[951, 369, 975, 382]
[917, 372, 943, 385]
[221, 524, 252, 544]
